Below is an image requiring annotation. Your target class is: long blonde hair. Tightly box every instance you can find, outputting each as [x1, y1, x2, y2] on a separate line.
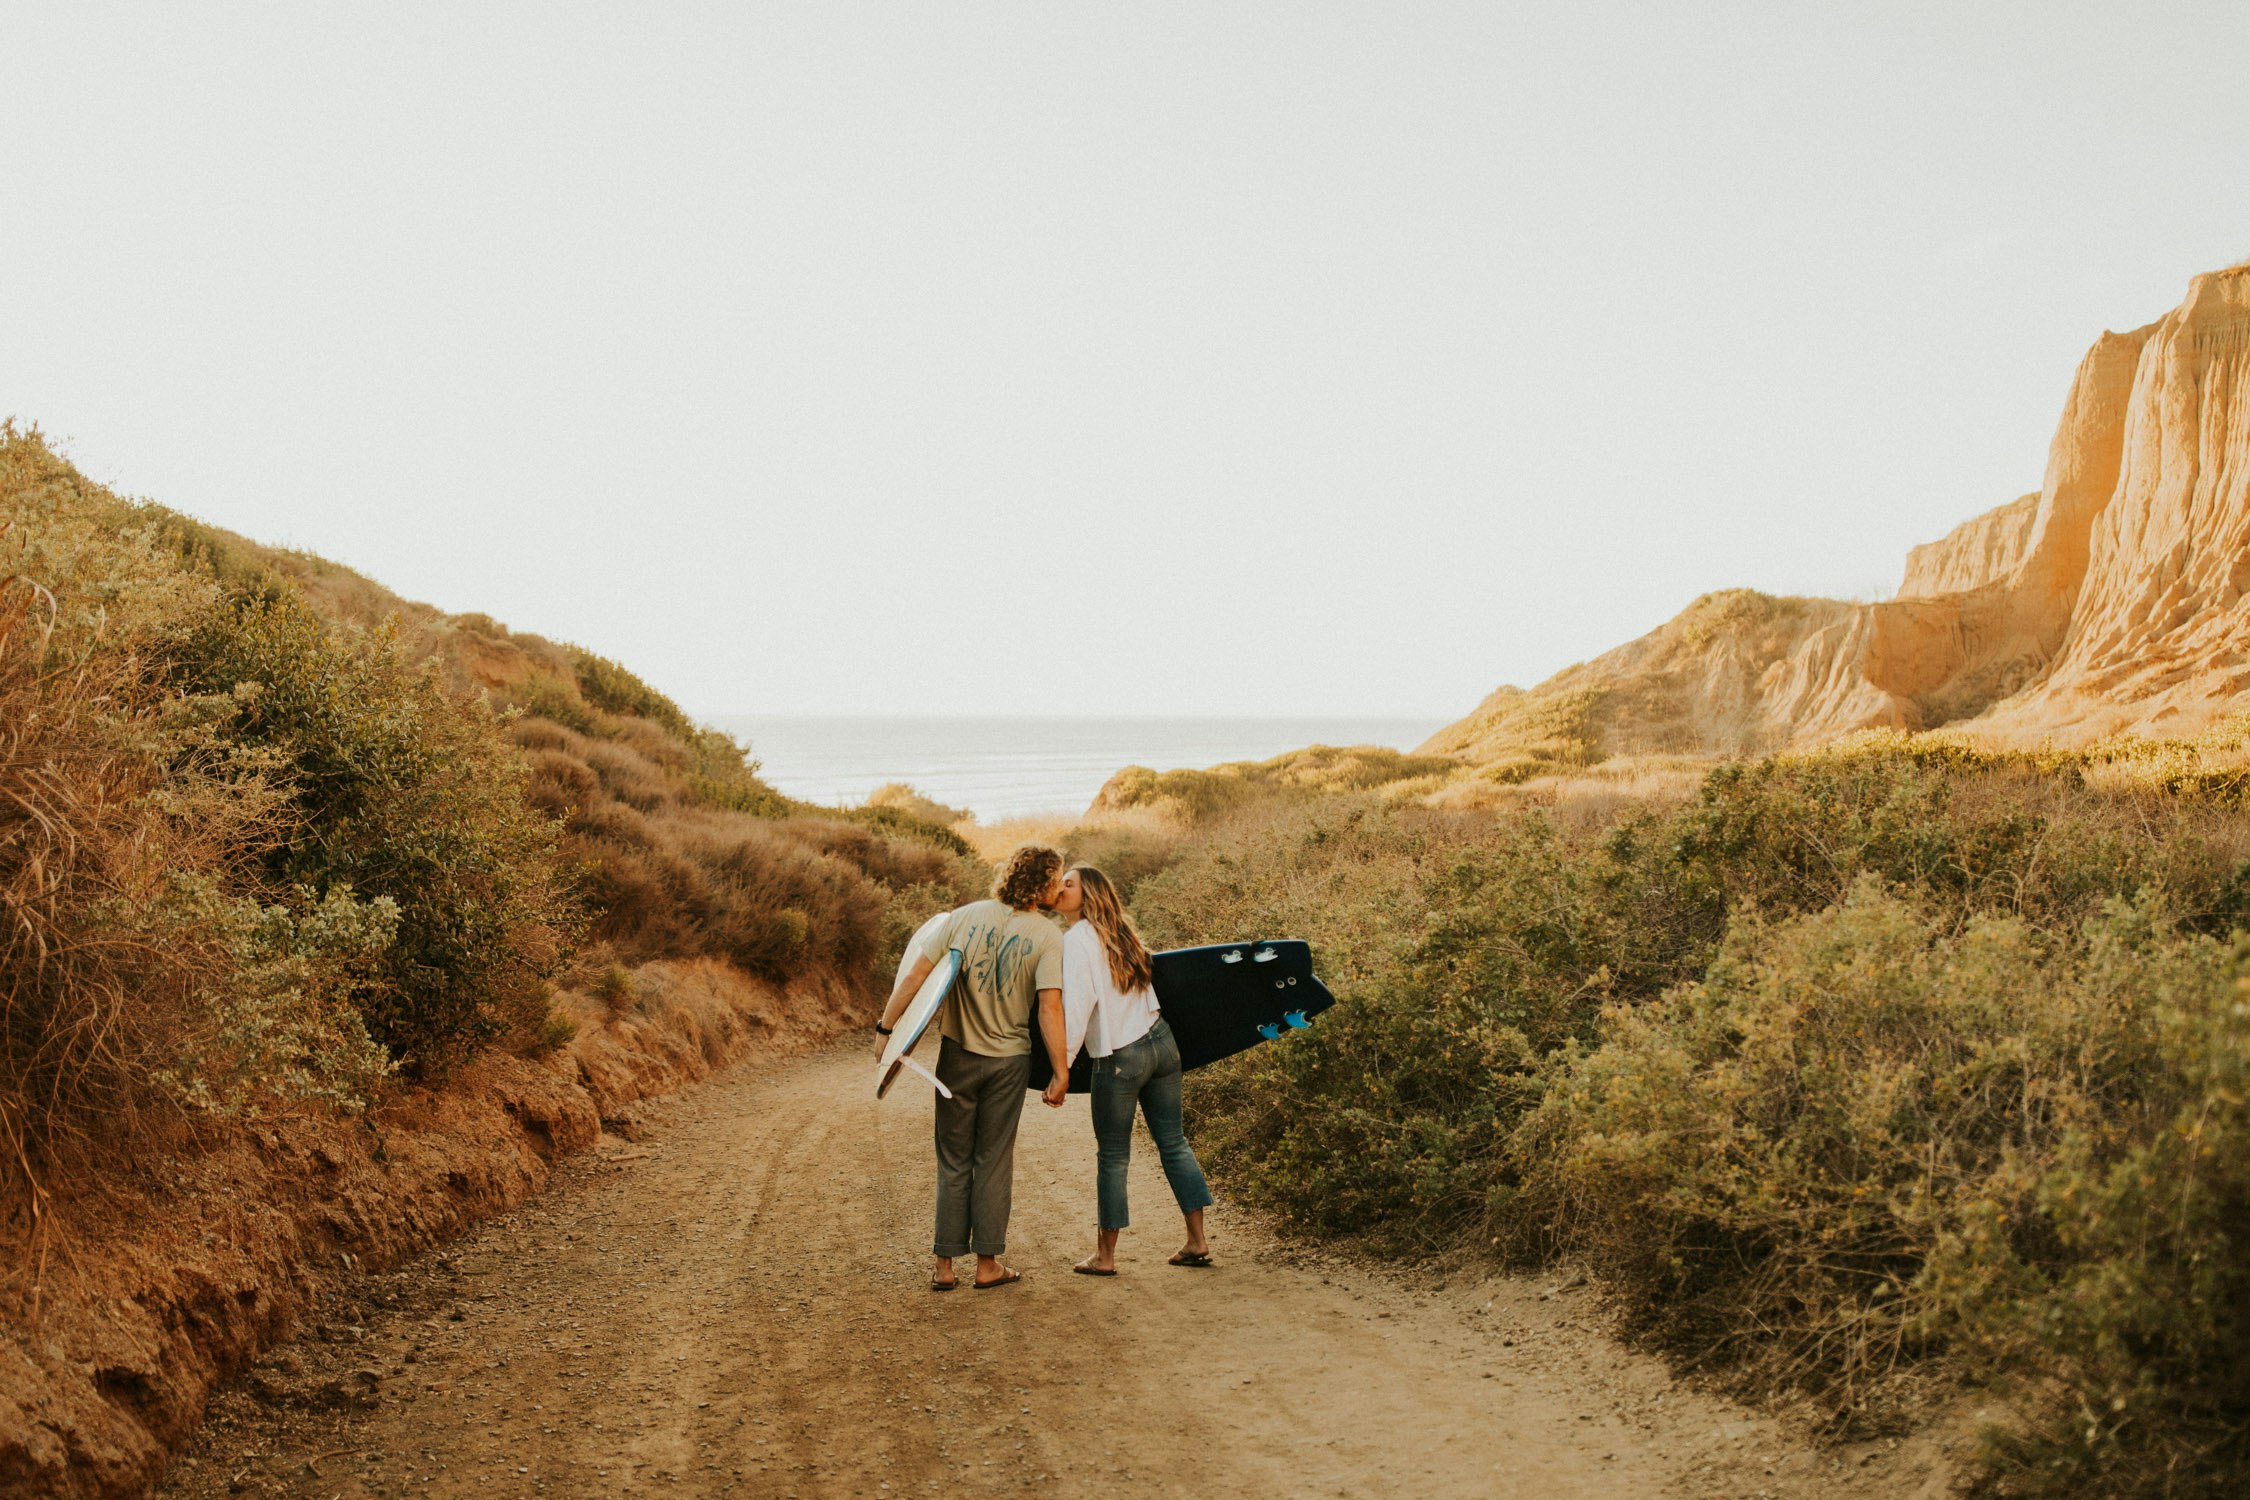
[1072, 865, 1153, 993]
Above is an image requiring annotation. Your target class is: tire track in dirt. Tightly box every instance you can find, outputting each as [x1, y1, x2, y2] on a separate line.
[159, 1042, 1947, 1498]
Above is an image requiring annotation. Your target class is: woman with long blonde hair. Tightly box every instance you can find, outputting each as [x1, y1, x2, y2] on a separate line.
[1044, 864, 1214, 1273]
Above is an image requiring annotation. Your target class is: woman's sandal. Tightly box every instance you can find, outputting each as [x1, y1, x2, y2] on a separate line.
[1168, 1250, 1215, 1268]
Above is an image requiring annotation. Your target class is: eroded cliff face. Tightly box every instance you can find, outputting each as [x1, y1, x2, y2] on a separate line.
[1898, 494, 2040, 598]
[1426, 264, 2250, 767]
[1987, 267, 2250, 738]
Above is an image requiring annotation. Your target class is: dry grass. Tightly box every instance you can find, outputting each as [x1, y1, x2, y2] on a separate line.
[510, 715, 981, 990]
[953, 805, 1190, 903]
[1093, 743, 1466, 823]
[0, 530, 274, 1236]
[865, 783, 971, 826]
[959, 812, 1087, 863]
[1426, 753, 1710, 828]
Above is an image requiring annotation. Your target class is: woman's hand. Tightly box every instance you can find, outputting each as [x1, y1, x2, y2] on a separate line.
[1042, 1076, 1068, 1108]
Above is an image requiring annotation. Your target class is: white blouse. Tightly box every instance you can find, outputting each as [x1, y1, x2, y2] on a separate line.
[1060, 920, 1161, 1061]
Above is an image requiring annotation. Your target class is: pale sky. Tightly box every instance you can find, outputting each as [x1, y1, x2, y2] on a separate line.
[4, 3, 2246, 720]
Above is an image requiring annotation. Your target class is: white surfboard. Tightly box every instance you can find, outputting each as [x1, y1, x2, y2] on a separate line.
[877, 911, 961, 1099]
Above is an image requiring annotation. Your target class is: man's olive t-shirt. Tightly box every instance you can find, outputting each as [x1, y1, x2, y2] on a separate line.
[915, 899, 1063, 1058]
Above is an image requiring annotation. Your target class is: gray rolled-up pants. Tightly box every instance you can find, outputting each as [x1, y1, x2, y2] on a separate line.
[932, 1036, 1031, 1258]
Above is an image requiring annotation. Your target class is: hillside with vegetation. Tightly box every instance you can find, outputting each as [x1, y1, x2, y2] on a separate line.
[1037, 261, 2250, 1497]
[1026, 730, 2250, 1496]
[0, 425, 980, 1496]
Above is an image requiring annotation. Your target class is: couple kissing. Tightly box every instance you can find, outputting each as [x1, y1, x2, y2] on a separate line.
[873, 844, 1214, 1290]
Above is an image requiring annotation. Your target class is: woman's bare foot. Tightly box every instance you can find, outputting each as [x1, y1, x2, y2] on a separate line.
[1074, 1225, 1122, 1275]
[1176, 1208, 1211, 1262]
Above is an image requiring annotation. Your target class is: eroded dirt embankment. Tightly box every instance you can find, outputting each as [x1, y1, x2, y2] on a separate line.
[0, 959, 869, 1500]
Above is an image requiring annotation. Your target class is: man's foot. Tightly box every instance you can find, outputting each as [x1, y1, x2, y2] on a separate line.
[1169, 1248, 1214, 1268]
[931, 1257, 957, 1291]
[1073, 1254, 1118, 1276]
[973, 1266, 1022, 1289]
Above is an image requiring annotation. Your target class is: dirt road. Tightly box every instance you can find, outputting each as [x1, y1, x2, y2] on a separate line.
[159, 1042, 1943, 1499]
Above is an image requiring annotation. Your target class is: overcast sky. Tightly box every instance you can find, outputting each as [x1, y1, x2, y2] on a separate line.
[4, 3, 2246, 720]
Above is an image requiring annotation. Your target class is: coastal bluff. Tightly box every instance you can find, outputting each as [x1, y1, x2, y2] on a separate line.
[1425, 261, 2250, 766]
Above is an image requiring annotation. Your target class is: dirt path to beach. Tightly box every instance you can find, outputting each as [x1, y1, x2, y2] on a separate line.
[159, 1042, 1949, 1499]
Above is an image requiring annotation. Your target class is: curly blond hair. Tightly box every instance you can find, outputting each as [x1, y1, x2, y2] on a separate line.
[992, 843, 1063, 910]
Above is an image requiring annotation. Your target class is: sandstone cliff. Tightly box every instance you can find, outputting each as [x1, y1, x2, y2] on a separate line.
[1426, 262, 2250, 768]
[1898, 493, 2040, 598]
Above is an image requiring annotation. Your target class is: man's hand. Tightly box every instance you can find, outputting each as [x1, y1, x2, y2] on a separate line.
[1035, 987, 1069, 1107]
[873, 952, 937, 1064]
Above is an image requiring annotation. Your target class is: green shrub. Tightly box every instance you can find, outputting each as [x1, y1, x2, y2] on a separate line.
[0, 427, 411, 1214]
[568, 646, 696, 739]
[1963, 918, 2250, 1492]
[1150, 738, 2250, 1493]
[1060, 815, 1187, 903]
[177, 589, 580, 1074]
[1662, 739, 2250, 937]
[1161, 802, 1712, 1244]
[1160, 747, 2250, 1240]
[158, 881, 399, 1116]
[591, 963, 636, 1014]
[680, 728, 794, 817]
[511, 672, 599, 734]
[1096, 745, 1463, 825]
[1520, 885, 2250, 1491]
[865, 783, 970, 825]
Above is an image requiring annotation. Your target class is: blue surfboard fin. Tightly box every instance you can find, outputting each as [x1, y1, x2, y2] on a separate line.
[1283, 1010, 1310, 1029]
[1256, 1022, 1283, 1041]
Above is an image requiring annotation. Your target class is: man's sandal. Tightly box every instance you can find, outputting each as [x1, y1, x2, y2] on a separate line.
[973, 1269, 1022, 1290]
[1073, 1263, 1118, 1277]
[1168, 1250, 1214, 1268]
[930, 1276, 957, 1292]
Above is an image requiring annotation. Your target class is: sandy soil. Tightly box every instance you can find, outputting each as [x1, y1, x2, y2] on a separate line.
[157, 1042, 1952, 1499]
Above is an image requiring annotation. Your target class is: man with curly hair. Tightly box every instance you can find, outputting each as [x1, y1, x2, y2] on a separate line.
[874, 842, 1070, 1291]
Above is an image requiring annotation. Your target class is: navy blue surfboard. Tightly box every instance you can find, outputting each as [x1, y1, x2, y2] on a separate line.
[1026, 939, 1335, 1095]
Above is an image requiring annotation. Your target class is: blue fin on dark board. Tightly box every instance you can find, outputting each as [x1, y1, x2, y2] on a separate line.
[1257, 1023, 1283, 1041]
[1283, 1010, 1310, 1029]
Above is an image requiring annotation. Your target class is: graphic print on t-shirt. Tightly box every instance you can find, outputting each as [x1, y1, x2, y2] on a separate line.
[956, 924, 1036, 1014]
[925, 899, 1062, 1057]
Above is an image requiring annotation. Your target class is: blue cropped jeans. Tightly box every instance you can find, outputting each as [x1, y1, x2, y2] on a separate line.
[1090, 1017, 1214, 1231]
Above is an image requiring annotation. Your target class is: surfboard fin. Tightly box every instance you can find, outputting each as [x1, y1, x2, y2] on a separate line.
[1283, 1010, 1310, 1029]
[901, 1053, 954, 1099]
[1256, 1022, 1283, 1041]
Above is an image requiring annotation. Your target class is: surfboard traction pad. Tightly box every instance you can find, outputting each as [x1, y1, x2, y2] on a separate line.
[1025, 939, 1335, 1095]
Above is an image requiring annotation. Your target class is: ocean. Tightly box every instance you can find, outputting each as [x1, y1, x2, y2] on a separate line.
[714, 715, 1450, 823]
